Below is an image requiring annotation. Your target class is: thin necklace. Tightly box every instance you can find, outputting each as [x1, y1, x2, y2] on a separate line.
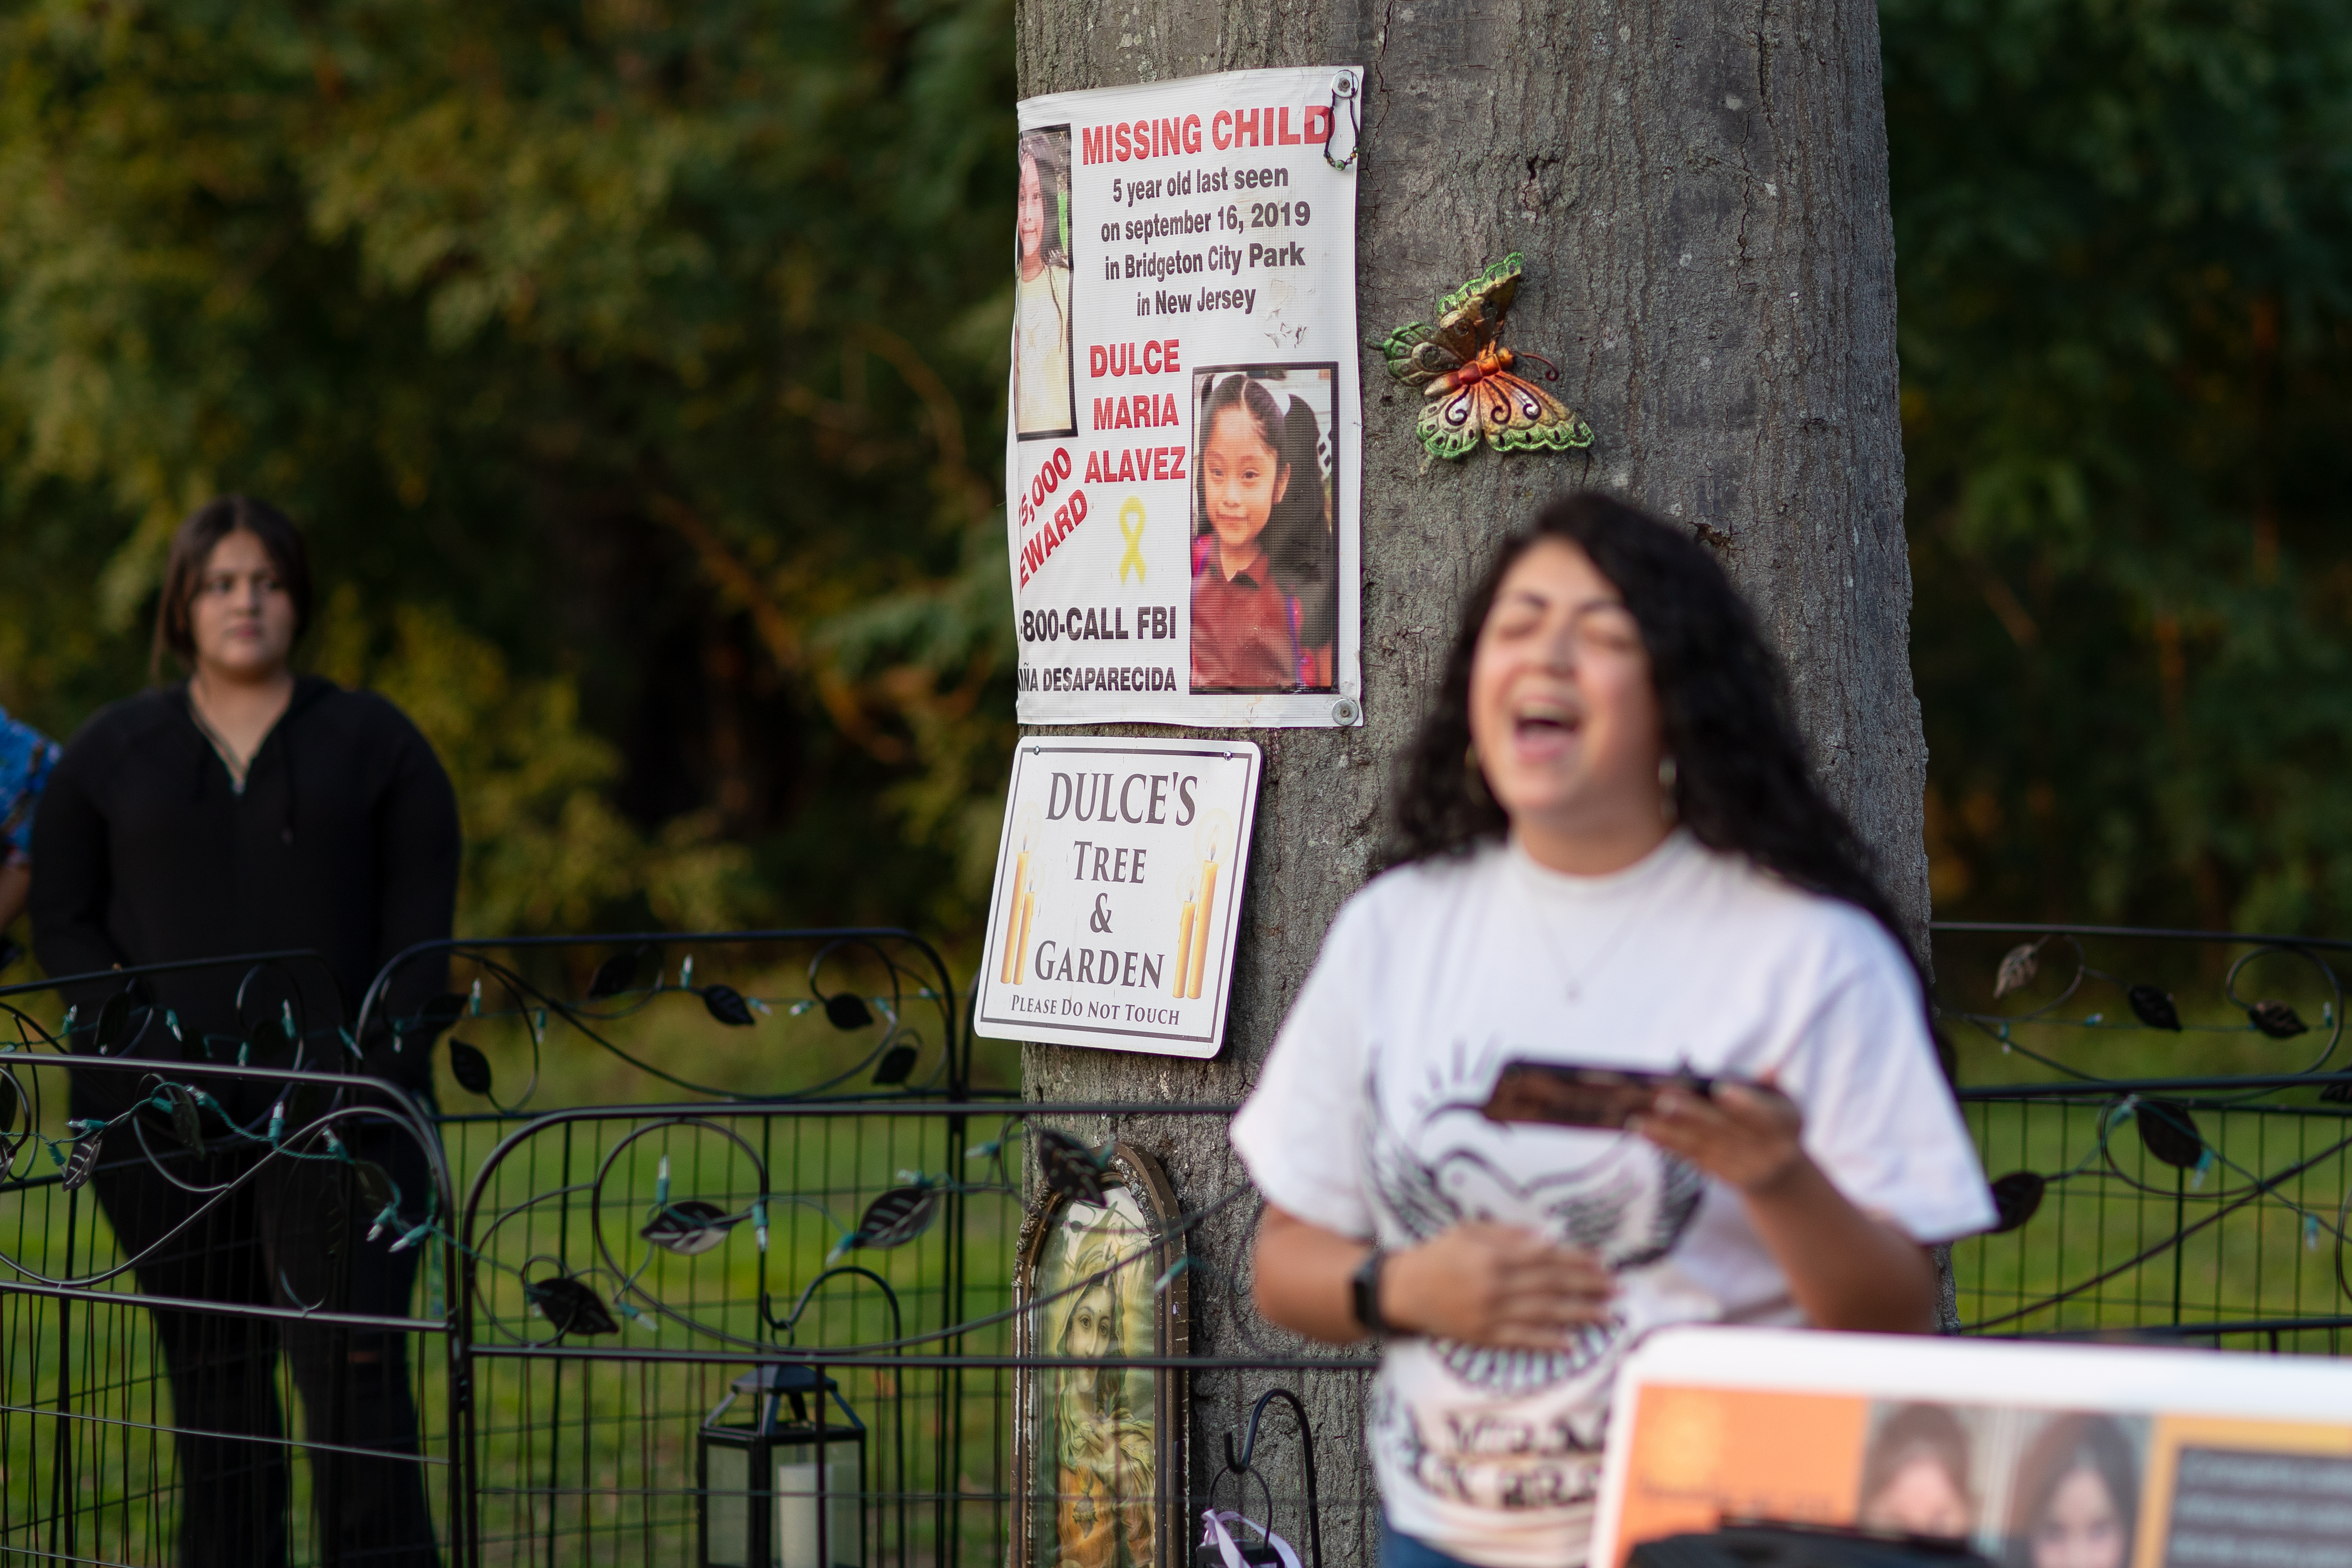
[185, 695, 251, 793]
[1518, 834, 1681, 1004]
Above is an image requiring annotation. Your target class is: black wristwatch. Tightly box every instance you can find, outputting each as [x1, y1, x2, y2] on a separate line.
[1350, 1247, 1389, 1337]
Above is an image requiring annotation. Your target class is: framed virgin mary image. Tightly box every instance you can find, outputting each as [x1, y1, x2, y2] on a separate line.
[1014, 1142, 1188, 1568]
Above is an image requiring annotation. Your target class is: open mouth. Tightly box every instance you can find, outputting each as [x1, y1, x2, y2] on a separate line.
[1510, 696, 1582, 754]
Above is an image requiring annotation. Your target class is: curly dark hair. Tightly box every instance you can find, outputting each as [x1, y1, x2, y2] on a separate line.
[1383, 490, 1912, 963]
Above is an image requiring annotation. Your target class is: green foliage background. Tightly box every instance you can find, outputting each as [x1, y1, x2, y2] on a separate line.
[1, 0, 2347, 958]
[1887, 0, 2352, 932]
[0, 0, 1020, 955]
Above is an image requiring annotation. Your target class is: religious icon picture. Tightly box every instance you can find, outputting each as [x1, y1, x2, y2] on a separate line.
[1014, 1141, 1186, 1568]
[1189, 362, 1338, 693]
[1014, 126, 1078, 440]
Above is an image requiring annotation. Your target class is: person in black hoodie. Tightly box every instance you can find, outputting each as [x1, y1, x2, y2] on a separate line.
[33, 495, 458, 1567]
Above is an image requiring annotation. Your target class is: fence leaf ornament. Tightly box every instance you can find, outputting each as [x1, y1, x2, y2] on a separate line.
[61, 1134, 101, 1191]
[2249, 999, 2311, 1038]
[640, 1199, 747, 1256]
[1038, 1128, 1115, 1206]
[2127, 984, 2183, 1031]
[2134, 1099, 2205, 1169]
[1987, 1171, 2045, 1233]
[1993, 941, 2040, 1000]
[447, 1038, 494, 1095]
[587, 949, 644, 999]
[158, 1083, 203, 1152]
[702, 983, 756, 1028]
[525, 1274, 619, 1337]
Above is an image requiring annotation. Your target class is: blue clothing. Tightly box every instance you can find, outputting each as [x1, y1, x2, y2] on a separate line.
[0, 704, 61, 866]
[1383, 1520, 1483, 1568]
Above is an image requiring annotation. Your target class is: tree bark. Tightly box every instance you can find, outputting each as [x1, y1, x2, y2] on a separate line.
[1014, 0, 1923, 1559]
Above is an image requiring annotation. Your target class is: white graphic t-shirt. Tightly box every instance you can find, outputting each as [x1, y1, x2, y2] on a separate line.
[1228, 831, 1995, 1568]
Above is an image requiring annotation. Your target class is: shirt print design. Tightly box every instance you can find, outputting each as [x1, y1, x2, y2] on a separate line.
[1363, 1036, 1704, 1508]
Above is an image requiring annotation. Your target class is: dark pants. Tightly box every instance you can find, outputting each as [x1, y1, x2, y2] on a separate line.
[1381, 1518, 1486, 1568]
[89, 1118, 441, 1567]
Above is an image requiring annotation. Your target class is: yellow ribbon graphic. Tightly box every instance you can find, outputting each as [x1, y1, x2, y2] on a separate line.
[1117, 497, 1148, 584]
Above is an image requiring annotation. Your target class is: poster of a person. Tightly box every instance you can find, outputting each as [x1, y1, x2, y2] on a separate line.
[2001, 1413, 2140, 1568]
[1014, 127, 1077, 439]
[1189, 364, 1337, 693]
[1857, 1403, 1979, 1540]
[1005, 66, 1363, 728]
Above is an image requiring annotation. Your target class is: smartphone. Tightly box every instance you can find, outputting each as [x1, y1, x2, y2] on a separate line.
[1480, 1060, 1713, 1130]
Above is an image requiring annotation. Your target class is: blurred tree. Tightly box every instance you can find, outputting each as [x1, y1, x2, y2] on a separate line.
[1887, 0, 2352, 932]
[0, 0, 1017, 949]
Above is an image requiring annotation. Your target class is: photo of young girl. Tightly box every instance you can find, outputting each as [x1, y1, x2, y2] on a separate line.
[1858, 1403, 1979, 1541]
[2002, 1414, 2142, 1568]
[1013, 128, 1075, 439]
[1189, 365, 1338, 693]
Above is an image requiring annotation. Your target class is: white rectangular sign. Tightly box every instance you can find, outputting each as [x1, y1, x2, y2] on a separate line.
[1592, 1326, 2352, 1568]
[973, 737, 1262, 1057]
[1008, 66, 1363, 728]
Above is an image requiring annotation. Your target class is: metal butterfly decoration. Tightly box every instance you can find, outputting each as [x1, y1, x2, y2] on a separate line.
[1379, 252, 1594, 461]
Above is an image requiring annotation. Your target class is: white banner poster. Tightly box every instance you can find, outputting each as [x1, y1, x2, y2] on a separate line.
[973, 737, 1262, 1057]
[1008, 66, 1364, 729]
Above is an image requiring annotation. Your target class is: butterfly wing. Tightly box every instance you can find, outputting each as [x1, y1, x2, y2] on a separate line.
[1379, 252, 1525, 385]
[1433, 252, 1525, 355]
[1478, 370, 1595, 453]
[1377, 320, 1462, 389]
[1415, 382, 1489, 461]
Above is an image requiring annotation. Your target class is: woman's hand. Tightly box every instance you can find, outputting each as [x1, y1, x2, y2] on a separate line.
[1384, 1221, 1618, 1348]
[1252, 1205, 1615, 1347]
[1632, 1071, 1939, 1333]
[1630, 1073, 1807, 1194]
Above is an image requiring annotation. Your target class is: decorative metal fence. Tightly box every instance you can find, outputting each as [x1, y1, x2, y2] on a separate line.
[2, 932, 1371, 1567]
[14, 921, 2352, 1566]
[0, 952, 461, 1567]
[1936, 922, 2352, 1350]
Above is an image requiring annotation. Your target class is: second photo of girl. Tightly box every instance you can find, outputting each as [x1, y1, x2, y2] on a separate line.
[1189, 364, 1338, 693]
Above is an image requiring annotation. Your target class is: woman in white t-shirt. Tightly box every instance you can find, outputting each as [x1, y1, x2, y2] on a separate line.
[1229, 492, 1994, 1568]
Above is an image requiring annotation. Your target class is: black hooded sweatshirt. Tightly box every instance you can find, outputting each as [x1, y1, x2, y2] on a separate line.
[30, 676, 460, 1101]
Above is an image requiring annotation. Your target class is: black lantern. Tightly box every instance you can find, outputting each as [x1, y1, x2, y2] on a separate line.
[699, 1364, 867, 1568]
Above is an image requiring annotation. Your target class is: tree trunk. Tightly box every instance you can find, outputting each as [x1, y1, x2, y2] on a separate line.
[1014, 0, 1924, 1559]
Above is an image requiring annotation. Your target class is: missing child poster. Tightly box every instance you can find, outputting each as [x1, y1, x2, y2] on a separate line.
[1592, 1326, 2352, 1568]
[1009, 66, 1364, 728]
[973, 737, 1262, 1057]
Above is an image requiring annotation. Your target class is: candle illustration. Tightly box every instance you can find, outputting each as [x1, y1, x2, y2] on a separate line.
[999, 843, 1030, 983]
[1014, 885, 1037, 984]
[1172, 868, 1199, 998]
[999, 805, 1042, 984]
[1186, 809, 1232, 1001]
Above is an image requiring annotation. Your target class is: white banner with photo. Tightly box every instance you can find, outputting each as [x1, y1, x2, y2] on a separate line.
[1008, 66, 1364, 729]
